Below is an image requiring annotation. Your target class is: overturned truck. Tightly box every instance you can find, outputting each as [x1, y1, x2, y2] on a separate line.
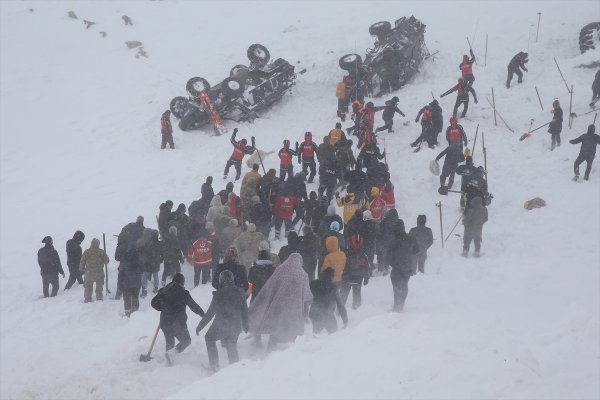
[170, 44, 297, 134]
[338, 16, 427, 101]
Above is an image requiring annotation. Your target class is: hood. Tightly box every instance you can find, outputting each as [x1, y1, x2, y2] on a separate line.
[587, 124, 596, 134]
[287, 231, 300, 247]
[463, 55, 469, 63]
[394, 219, 406, 235]
[325, 236, 340, 253]
[91, 238, 100, 249]
[210, 195, 223, 207]
[383, 208, 399, 223]
[73, 230, 85, 242]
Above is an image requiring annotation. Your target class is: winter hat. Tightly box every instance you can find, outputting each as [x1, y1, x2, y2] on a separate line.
[218, 270, 235, 288]
[247, 223, 256, 232]
[258, 240, 270, 252]
[371, 187, 380, 197]
[206, 176, 213, 184]
[226, 182, 234, 191]
[588, 124, 596, 134]
[417, 214, 426, 227]
[363, 210, 373, 221]
[229, 219, 239, 227]
[251, 195, 261, 205]
[252, 163, 259, 171]
[177, 203, 186, 213]
[169, 226, 178, 236]
[335, 122, 342, 129]
[327, 205, 336, 216]
[330, 221, 341, 232]
[391, 96, 399, 103]
[173, 272, 185, 285]
[42, 236, 53, 245]
[166, 200, 174, 208]
[136, 216, 144, 224]
[73, 230, 85, 242]
[224, 246, 238, 261]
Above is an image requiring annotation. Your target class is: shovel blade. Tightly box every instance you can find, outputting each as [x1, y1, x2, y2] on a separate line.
[139, 354, 152, 362]
[438, 186, 449, 195]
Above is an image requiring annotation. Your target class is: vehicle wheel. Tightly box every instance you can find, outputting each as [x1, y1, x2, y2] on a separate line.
[186, 77, 211, 96]
[169, 96, 189, 119]
[247, 44, 271, 67]
[579, 22, 600, 53]
[369, 21, 392, 37]
[339, 53, 363, 72]
[222, 77, 245, 97]
[230, 64, 249, 77]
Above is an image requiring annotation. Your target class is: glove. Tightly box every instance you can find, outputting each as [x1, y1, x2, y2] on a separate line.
[569, 139, 576, 144]
[233, 128, 238, 134]
[474, 98, 478, 104]
[470, 49, 474, 57]
[400, 112, 405, 117]
[196, 326, 200, 336]
[251, 136, 255, 144]
[415, 118, 419, 123]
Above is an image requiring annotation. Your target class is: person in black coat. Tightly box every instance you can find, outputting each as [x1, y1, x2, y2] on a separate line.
[440, 78, 478, 118]
[201, 176, 215, 202]
[386, 220, 419, 312]
[248, 249, 276, 303]
[360, 211, 378, 274]
[196, 270, 248, 371]
[38, 236, 65, 297]
[506, 51, 528, 88]
[408, 215, 434, 274]
[297, 226, 320, 279]
[435, 141, 465, 189]
[548, 99, 563, 150]
[158, 201, 174, 239]
[151, 273, 205, 363]
[318, 205, 344, 239]
[340, 233, 370, 309]
[212, 246, 249, 292]
[309, 268, 348, 334]
[118, 246, 143, 316]
[377, 208, 399, 274]
[65, 230, 85, 290]
[375, 96, 405, 133]
[119, 216, 145, 248]
[248, 195, 272, 238]
[570, 124, 600, 180]
[430, 99, 444, 146]
[278, 231, 301, 263]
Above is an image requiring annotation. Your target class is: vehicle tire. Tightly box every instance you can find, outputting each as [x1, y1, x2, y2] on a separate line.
[186, 77, 211, 96]
[179, 108, 206, 131]
[222, 77, 245, 97]
[339, 53, 363, 72]
[247, 44, 271, 67]
[579, 22, 600, 53]
[230, 64, 249, 77]
[170, 96, 190, 119]
[369, 21, 392, 37]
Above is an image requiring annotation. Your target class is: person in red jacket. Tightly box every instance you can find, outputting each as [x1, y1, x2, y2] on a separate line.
[440, 78, 478, 118]
[368, 187, 387, 223]
[273, 194, 301, 240]
[379, 177, 396, 211]
[224, 128, 256, 181]
[358, 102, 384, 148]
[161, 110, 174, 149]
[445, 117, 468, 149]
[278, 140, 298, 181]
[188, 232, 215, 286]
[459, 49, 476, 86]
[411, 104, 433, 148]
[298, 132, 319, 183]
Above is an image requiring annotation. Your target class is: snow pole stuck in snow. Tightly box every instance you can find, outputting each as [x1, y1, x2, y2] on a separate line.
[102, 233, 110, 295]
[569, 85, 574, 129]
[436, 201, 444, 248]
[535, 86, 544, 110]
[536, 12, 542, 42]
[445, 214, 463, 242]
[471, 124, 480, 158]
[484, 34, 488, 67]
[553, 57, 571, 94]
[486, 96, 513, 132]
[491, 88, 497, 126]
[482, 131, 488, 184]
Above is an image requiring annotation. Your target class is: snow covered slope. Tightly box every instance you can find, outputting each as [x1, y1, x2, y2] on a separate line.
[0, 1, 598, 399]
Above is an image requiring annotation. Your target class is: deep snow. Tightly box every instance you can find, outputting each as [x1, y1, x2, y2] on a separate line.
[0, 1, 599, 399]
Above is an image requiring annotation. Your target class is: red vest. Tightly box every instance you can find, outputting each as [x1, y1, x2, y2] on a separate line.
[449, 128, 462, 142]
[188, 238, 213, 267]
[273, 195, 299, 220]
[279, 149, 293, 166]
[379, 183, 396, 209]
[421, 107, 431, 122]
[369, 197, 387, 222]
[301, 141, 315, 158]
[231, 145, 246, 161]
[461, 63, 473, 76]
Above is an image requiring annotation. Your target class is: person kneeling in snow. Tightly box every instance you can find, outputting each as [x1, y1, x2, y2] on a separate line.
[151, 273, 205, 365]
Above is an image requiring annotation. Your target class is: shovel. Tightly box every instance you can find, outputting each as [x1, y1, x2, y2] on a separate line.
[438, 186, 462, 195]
[139, 323, 161, 362]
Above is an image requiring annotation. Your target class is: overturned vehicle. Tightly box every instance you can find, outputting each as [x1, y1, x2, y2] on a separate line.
[338, 16, 427, 101]
[170, 44, 297, 134]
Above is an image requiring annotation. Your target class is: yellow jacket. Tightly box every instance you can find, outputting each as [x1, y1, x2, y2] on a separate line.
[321, 236, 346, 283]
[336, 193, 368, 224]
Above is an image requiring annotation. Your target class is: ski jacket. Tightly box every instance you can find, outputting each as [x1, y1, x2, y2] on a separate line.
[161, 111, 172, 135]
[279, 146, 298, 166]
[431, 102, 444, 132]
[382, 100, 405, 120]
[273, 195, 301, 220]
[151, 281, 205, 327]
[229, 131, 256, 161]
[548, 106, 563, 135]
[441, 82, 477, 101]
[357, 143, 385, 169]
[335, 145, 356, 171]
[79, 238, 109, 280]
[415, 105, 432, 124]
[309, 277, 348, 326]
[248, 258, 275, 302]
[201, 182, 214, 202]
[321, 236, 347, 283]
[570, 129, 600, 157]
[343, 236, 370, 285]
[188, 237, 214, 267]
[38, 243, 64, 276]
[459, 52, 475, 76]
[299, 140, 319, 161]
[387, 221, 419, 278]
[408, 226, 434, 255]
[196, 284, 248, 338]
[317, 141, 335, 166]
[249, 202, 272, 228]
[118, 247, 143, 289]
[336, 193, 368, 224]
[436, 143, 465, 167]
[446, 124, 468, 146]
[360, 106, 385, 131]
[66, 237, 83, 271]
[297, 231, 320, 276]
[379, 181, 396, 209]
[344, 169, 368, 196]
[138, 233, 164, 273]
[508, 52, 529, 72]
[212, 260, 249, 291]
[162, 231, 183, 263]
[463, 197, 488, 237]
[369, 196, 387, 222]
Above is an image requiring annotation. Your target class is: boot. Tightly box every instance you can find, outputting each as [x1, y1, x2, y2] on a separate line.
[473, 250, 480, 258]
[462, 249, 468, 257]
[170, 143, 175, 149]
[161, 143, 166, 149]
[140, 288, 147, 298]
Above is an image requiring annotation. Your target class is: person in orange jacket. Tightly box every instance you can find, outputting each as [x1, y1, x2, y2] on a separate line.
[320, 236, 347, 286]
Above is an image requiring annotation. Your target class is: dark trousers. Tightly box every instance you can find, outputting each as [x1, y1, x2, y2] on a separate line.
[391, 272, 410, 311]
[161, 133, 174, 149]
[340, 282, 362, 309]
[318, 178, 335, 200]
[311, 313, 338, 334]
[273, 216, 293, 239]
[337, 98, 348, 121]
[415, 252, 427, 274]
[64, 267, 83, 289]
[463, 232, 482, 252]
[205, 330, 239, 368]
[453, 96, 469, 117]
[375, 117, 394, 133]
[440, 164, 457, 188]
[550, 133, 561, 149]
[224, 159, 242, 180]
[122, 287, 140, 315]
[574, 153, 595, 179]
[163, 320, 191, 352]
[506, 68, 523, 87]
[162, 260, 181, 283]
[42, 274, 59, 297]
[194, 265, 212, 286]
[280, 164, 293, 182]
[302, 158, 317, 182]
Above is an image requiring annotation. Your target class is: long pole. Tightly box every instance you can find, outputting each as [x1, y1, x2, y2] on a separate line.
[482, 131, 488, 185]
[486, 97, 514, 132]
[436, 201, 444, 249]
[569, 85, 574, 129]
[553, 57, 571, 94]
[491, 88, 497, 126]
[102, 233, 111, 296]
[484, 34, 488, 67]
[535, 86, 544, 110]
[255, 146, 267, 175]
[471, 124, 479, 158]
[536, 13, 542, 42]
[445, 214, 463, 242]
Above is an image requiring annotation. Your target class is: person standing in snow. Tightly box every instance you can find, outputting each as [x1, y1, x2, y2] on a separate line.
[201, 176, 215, 203]
[224, 128, 256, 181]
[298, 132, 320, 183]
[328, 123, 347, 147]
[375, 96, 405, 133]
[248, 253, 313, 350]
[570, 124, 600, 180]
[340, 233, 370, 310]
[548, 99, 563, 150]
[151, 273, 205, 365]
[38, 236, 65, 297]
[248, 245, 276, 303]
[233, 223, 265, 271]
[196, 270, 248, 371]
[64, 230, 85, 290]
[459, 49, 476, 86]
[506, 51, 529, 88]
[309, 268, 348, 334]
[79, 237, 110, 302]
[435, 140, 465, 189]
[462, 196, 488, 258]
[188, 231, 215, 286]
[161, 110, 175, 149]
[440, 78, 478, 118]
[278, 140, 298, 182]
[408, 215, 434, 274]
[212, 246, 249, 292]
[118, 246, 143, 316]
[138, 229, 163, 297]
[411, 103, 434, 148]
[386, 220, 419, 312]
[445, 116, 468, 148]
[161, 226, 183, 286]
[158, 201, 174, 240]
